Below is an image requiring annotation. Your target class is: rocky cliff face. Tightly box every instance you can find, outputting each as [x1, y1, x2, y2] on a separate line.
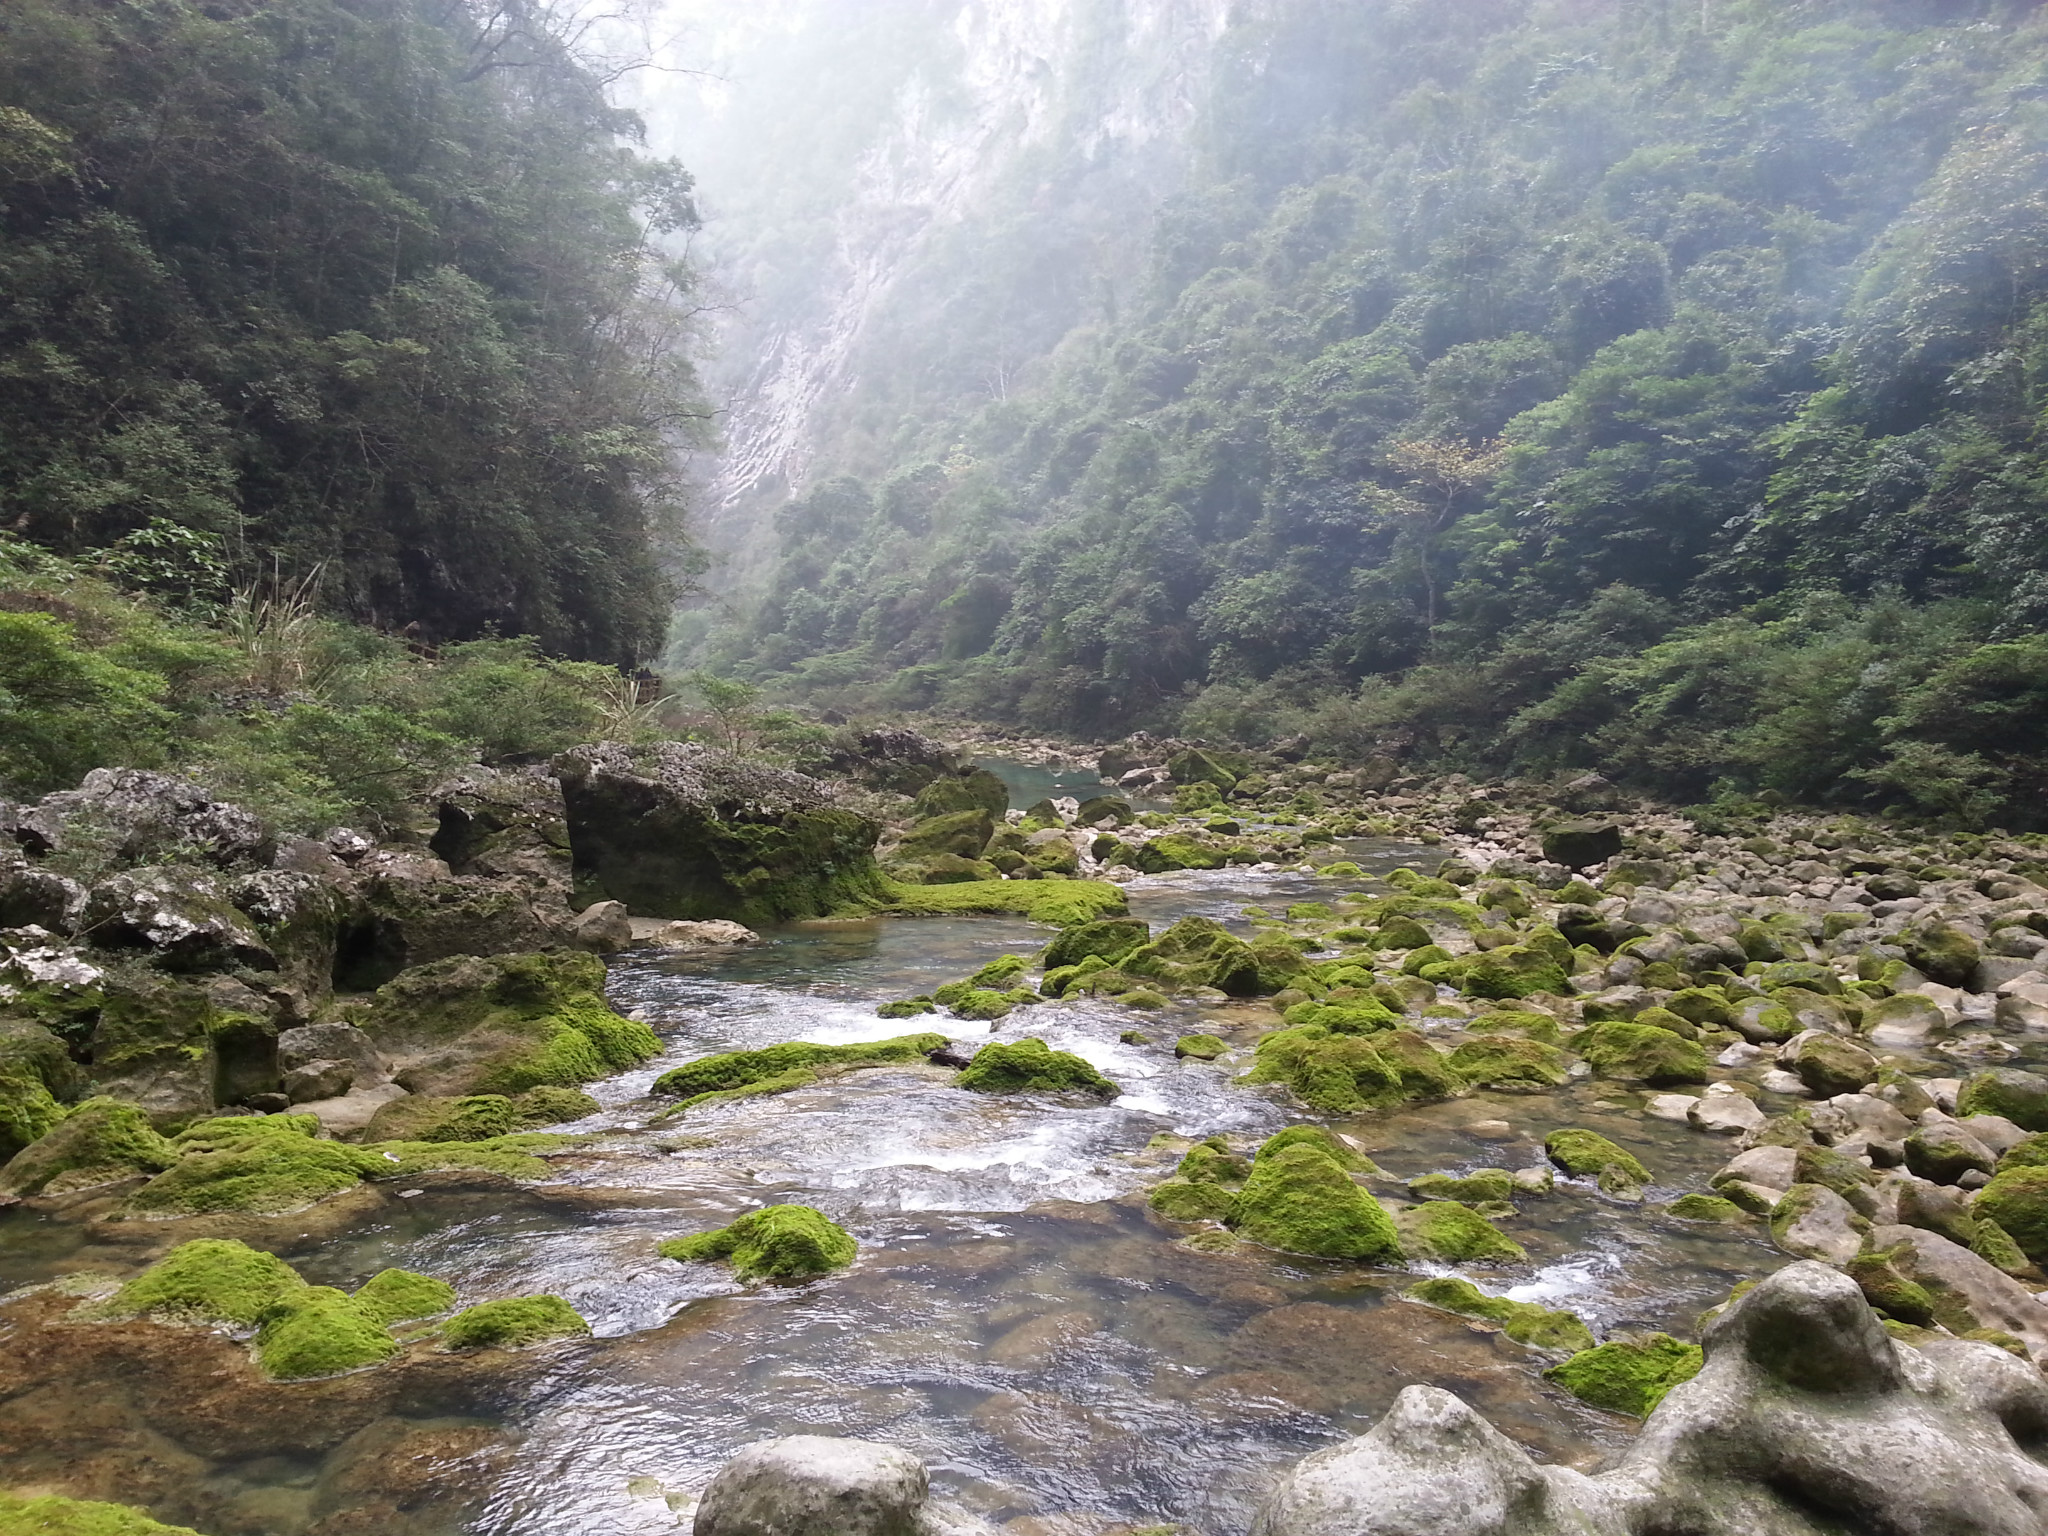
[635, 0, 1238, 561]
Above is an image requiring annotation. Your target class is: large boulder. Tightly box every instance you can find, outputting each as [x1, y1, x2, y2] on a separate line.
[83, 867, 276, 973]
[1539, 820, 1622, 870]
[423, 766, 574, 893]
[554, 742, 887, 927]
[88, 972, 285, 1119]
[696, 1436, 994, 1536]
[1121, 916, 1263, 995]
[1249, 1262, 2048, 1536]
[909, 768, 1008, 820]
[820, 728, 961, 795]
[11, 768, 270, 869]
[341, 847, 572, 990]
[0, 852, 85, 934]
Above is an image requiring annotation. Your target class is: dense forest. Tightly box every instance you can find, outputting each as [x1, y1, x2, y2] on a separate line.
[0, 0, 703, 663]
[697, 0, 2048, 828]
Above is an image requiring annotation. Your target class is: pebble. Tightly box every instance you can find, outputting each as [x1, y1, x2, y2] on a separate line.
[1465, 1120, 1514, 1139]
[1759, 1069, 1810, 1096]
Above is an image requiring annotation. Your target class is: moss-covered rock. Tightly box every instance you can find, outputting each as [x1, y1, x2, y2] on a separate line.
[1543, 1335, 1703, 1416]
[1398, 1200, 1526, 1263]
[1256, 1125, 1377, 1172]
[0, 1493, 209, 1535]
[0, 1019, 80, 1163]
[895, 809, 996, 861]
[877, 996, 936, 1018]
[1246, 1025, 1457, 1114]
[1574, 1020, 1707, 1085]
[1540, 821, 1623, 870]
[1122, 916, 1263, 995]
[1903, 921, 1981, 988]
[1958, 1068, 2048, 1133]
[1666, 1193, 1747, 1222]
[1041, 918, 1150, 971]
[1281, 998, 1397, 1033]
[1178, 1137, 1250, 1183]
[1148, 1179, 1236, 1221]
[1404, 1276, 1593, 1353]
[1664, 987, 1737, 1030]
[1447, 1034, 1568, 1091]
[1227, 1141, 1403, 1262]
[254, 1285, 400, 1379]
[1975, 1165, 2048, 1267]
[1545, 1129, 1650, 1195]
[0, 1096, 175, 1197]
[352, 1267, 457, 1326]
[102, 1238, 307, 1326]
[1846, 1252, 1938, 1326]
[1411, 1168, 1515, 1204]
[126, 1114, 380, 1216]
[912, 768, 1010, 820]
[1125, 834, 1228, 874]
[347, 950, 660, 1099]
[440, 1294, 590, 1347]
[658, 1203, 856, 1280]
[652, 1033, 945, 1105]
[955, 1038, 1116, 1097]
[861, 879, 1129, 926]
[362, 1093, 520, 1144]
[1453, 946, 1570, 1000]
[1174, 1033, 1229, 1060]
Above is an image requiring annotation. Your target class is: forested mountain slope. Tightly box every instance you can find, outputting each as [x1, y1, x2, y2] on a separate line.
[0, 0, 702, 662]
[691, 0, 2048, 827]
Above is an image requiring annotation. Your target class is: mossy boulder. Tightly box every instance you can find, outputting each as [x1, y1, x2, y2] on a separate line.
[102, 1237, 305, 1326]
[1405, 1276, 1593, 1354]
[347, 950, 660, 1098]
[125, 1114, 380, 1217]
[1398, 1200, 1526, 1263]
[955, 1038, 1116, 1097]
[441, 1294, 590, 1348]
[254, 1285, 400, 1379]
[1148, 1179, 1237, 1221]
[1975, 1166, 2048, 1267]
[1179, 1137, 1251, 1182]
[1957, 1068, 2048, 1133]
[1454, 946, 1570, 1000]
[1544, 1335, 1703, 1416]
[911, 768, 1009, 820]
[877, 996, 936, 1018]
[1575, 1020, 1707, 1085]
[1122, 916, 1263, 995]
[361, 1093, 518, 1144]
[1903, 921, 1981, 988]
[894, 809, 997, 862]
[1664, 987, 1737, 1030]
[659, 1204, 856, 1281]
[1174, 1033, 1229, 1060]
[862, 879, 1128, 926]
[352, 1267, 457, 1325]
[1783, 1032, 1879, 1099]
[1167, 748, 1237, 791]
[1545, 1129, 1650, 1195]
[0, 1018, 81, 1162]
[0, 1096, 175, 1197]
[1411, 1168, 1515, 1204]
[1540, 821, 1623, 870]
[1125, 834, 1229, 874]
[1246, 1025, 1458, 1114]
[1040, 918, 1150, 971]
[1448, 1034, 1568, 1091]
[0, 1494, 209, 1535]
[1227, 1140, 1403, 1263]
[1282, 998, 1398, 1033]
[1667, 1193, 1747, 1222]
[651, 1034, 945, 1106]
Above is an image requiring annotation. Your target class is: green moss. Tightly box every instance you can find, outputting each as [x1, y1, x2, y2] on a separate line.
[652, 1034, 945, 1102]
[1040, 918, 1150, 970]
[255, 1285, 400, 1379]
[1121, 988, 1169, 1009]
[1399, 1200, 1526, 1262]
[956, 1038, 1117, 1097]
[0, 1065, 67, 1165]
[1122, 916, 1264, 995]
[877, 996, 936, 1018]
[1281, 999, 1397, 1033]
[363, 1094, 521, 1144]
[1975, 1166, 2048, 1267]
[352, 1268, 457, 1326]
[0, 1097, 175, 1197]
[1227, 1142, 1404, 1262]
[1148, 1180, 1237, 1221]
[658, 1203, 856, 1280]
[1972, 1218, 2033, 1278]
[1846, 1252, 1937, 1326]
[1958, 1069, 2048, 1133]
[127, 1116, 378, 1217]
[1448, 1034, 1568, 1090]
[966, 954, 1031, 991]
[1405, 1276, 1594, 1354]
[1178, 1138, 1250, 1182]
[1545, 1129, 1651, 1190]
[1255, 1125, 1377, 1172]
[103, 1238, 306, 1326]
[441, 1294, 589, 1348]
[1903, 922, 1981, 987]
[1247, 1024, 1457, 1115]
[1175, 1033, 1229, 1060]
[1666, 1193, 1747, 1222]
[1575, 1021, 1707, 1085]
[1400, 944, 1454, 974]
[1454, 946, 1570, 1000]
[366, 1136, 557, 1182]
[949, 988, 1014, 1021]
[0, 1494, 208, 1535]
[859, 879, 1129, 926]
[1411, 1169, 1515, 1204]
[1543, 1335, 1703, 1417]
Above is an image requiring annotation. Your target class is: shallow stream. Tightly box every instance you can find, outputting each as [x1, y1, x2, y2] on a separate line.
[0, 763, 1787, 1536]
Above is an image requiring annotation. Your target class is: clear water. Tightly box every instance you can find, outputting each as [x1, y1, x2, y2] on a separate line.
[0, 775, 1792, 1536]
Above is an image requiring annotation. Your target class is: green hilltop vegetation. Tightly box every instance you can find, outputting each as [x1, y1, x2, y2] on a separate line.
[695, 0, 2048, 829]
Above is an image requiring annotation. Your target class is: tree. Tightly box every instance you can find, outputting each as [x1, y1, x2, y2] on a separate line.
[1378, 438, 1510, 625]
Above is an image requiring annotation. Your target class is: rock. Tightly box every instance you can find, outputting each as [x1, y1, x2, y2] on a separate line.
[894, 809, 997, 863]
[1229, 1136, 1404, 1262]
[661, 1205, 857, 1281]
[1961, 1113, 2031, 1156]
[1770, 1183, 1866, 1264]
[569, 900, 632, 953]
[954, 1038, 1115, 1097]
[1779, 1030, 1877, 1098]
[343, 847, 570, 986]
[1574, 1020, 1706, 1085]
[283, 1059, 356, 1103]
[1556, 773, 1623, 813]
[1894, 1174, 1979, 1245]
[1977, 1166, 2048, 1268]
[822, 727, 960, 794]
[1252, 1262, 2048, 1536]
[0, 855, 86, 934]
[1864, 992, 1947, 1048]
[1818, 1092, 1914, 1145]
[636, 918, 760, 947]
[278, 1021, 384, 1083]
[17, 768, 270, 868]
[1545, 1129, 1650, 1197]
[1539, 820, 1622, 870]
[696, 1436, 982, 1536]
[1544, 1335, 1703, 1417]
[83, 867, 276, 972]
[1957, 1068, 2048, 1132]
[1904, 1120, 1998, 1184]
[553, 741, 887, 926]
[1122, 915, 1264, 995]
[1687, 1087, 1765, 1136]
[911, 768, 1009, 820]
[1904, 921, 1982, 988]
[1644, 1093, 1698, 1122]
[1039, 917, 1149, 971]
[1712, 1145, 1796, 1195]
[1870, 1224, 2048, 1363]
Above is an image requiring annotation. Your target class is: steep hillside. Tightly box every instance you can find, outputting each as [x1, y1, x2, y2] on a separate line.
[681, 0, 2048, 827]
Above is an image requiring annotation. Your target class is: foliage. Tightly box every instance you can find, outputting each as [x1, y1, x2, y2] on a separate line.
[687, 0, 2048, 829]
[0, 0, 705, 663]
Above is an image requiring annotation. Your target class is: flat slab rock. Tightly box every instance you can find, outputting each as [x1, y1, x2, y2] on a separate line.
[1250, 1261, 2048, 1536]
